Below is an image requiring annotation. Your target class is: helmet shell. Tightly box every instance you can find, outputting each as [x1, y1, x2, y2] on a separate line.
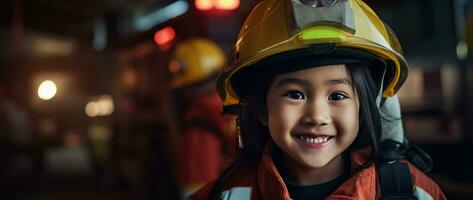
[217, 0, 408, 106]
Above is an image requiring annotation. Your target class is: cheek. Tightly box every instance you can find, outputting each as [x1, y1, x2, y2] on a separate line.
[335, 104, 360, 141]
[266, 97, 299, 137]
[267, 100, 285, 133]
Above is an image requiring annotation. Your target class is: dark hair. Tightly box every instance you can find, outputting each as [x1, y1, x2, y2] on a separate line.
[209, 63, 382, 199]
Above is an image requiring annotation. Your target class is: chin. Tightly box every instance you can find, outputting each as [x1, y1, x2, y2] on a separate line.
[299, 158, 331, 169]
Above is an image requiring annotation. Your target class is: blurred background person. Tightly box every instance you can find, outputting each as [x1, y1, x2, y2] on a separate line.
[169, 38, 237, 198]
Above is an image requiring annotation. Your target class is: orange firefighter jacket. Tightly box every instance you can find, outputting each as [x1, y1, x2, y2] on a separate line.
[180, 92, 237, 191]
[189, 142, 446, 200]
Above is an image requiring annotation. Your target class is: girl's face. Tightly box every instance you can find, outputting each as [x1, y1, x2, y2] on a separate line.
[266, 64, 360, 169]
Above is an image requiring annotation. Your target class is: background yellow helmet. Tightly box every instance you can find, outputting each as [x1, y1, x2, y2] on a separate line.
[217, 0, 409, 106]
[170, 38, 226, 89]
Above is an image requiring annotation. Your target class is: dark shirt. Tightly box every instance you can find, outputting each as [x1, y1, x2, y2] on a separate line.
[284, 171, 349, 200]
[272, 148, 350, 200]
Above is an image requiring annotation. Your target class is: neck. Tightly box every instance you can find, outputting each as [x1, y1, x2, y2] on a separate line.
[282, 153, 347, 186]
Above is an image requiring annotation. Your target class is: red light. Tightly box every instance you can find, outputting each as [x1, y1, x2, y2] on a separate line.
[154, 27, 176, 46]
[195, 0, 214, 10]
[216, 0, 239, 10]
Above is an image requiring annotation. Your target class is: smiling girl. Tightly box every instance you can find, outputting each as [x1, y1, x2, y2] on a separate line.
[189, 0, 446, 199]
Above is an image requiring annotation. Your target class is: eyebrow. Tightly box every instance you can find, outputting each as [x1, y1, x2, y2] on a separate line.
[276, 78, 308, 87]
[325, 78, 352, 86]
[275, 78, 352, 87]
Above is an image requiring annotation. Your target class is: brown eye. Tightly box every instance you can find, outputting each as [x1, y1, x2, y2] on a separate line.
[284, 91, 305, 100]
[328, 92, 347, 101]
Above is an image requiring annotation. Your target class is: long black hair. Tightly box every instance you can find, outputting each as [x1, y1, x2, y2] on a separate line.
[209, 63, 382, 199]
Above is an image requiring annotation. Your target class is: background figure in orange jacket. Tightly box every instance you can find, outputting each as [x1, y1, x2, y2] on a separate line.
[169, 38, 237, 199]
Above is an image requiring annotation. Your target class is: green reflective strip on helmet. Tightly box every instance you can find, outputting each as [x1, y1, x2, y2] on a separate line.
[300, 27, 343, 40]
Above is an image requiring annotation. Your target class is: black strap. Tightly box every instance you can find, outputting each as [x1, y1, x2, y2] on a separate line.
[404, 141, 433, 173]
[377, 161, 417, 200]
[379, 139, 433, 173]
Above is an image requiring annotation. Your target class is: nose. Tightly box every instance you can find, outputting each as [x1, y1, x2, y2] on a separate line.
[301, 97, 331, 127]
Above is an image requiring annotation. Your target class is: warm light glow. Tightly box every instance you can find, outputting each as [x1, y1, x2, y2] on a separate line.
[85, 95, 115, 117]
[216, 0, 239, 10]
[195, 0, 213, 10]
[85, 102, 100, 117]
[30, 34, 75, 56]
[169, 60, 181, 73]
[154, 26, 176, 46]
[38, 80, 57, 100]
[122, 68, 137, 89]
[98, 95, 114, 116]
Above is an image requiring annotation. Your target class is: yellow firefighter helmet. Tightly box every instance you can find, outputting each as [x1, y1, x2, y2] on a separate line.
[170, 38, 226, 89]
[217, 0, 409, 106]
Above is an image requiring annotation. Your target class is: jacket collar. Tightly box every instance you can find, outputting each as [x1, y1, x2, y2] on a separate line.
[257, 142, 376, 199]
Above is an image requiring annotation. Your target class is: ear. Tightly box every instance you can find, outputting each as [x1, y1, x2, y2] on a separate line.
[258, 111, 268, 126]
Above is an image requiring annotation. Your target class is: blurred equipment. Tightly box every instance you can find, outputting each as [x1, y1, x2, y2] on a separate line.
[132, 0, 189, 32]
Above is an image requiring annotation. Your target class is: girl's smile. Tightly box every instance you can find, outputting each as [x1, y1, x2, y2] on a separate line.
[265, 64, 360, 185]
[292, 128, 336, 148]
[294, 134, 334, 149]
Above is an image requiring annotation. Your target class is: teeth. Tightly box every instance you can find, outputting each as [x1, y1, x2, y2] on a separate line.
[298, 135, 330, 144]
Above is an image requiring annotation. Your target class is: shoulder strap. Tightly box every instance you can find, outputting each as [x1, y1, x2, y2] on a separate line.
[377, 161, 417, 200]
[379, 139, 433, 173]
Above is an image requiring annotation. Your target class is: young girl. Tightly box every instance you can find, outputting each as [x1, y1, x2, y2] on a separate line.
[189, 0, 446, 199]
